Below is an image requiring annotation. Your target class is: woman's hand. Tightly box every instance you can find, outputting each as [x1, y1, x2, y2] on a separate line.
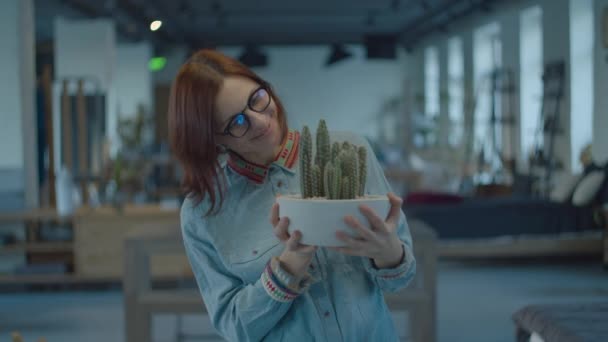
[270, 202, 317, 278]
[330, 193, 405, 269]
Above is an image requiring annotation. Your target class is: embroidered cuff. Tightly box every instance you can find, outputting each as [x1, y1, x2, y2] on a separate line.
[261, 262, 298, 302]
[363, 243, 413, 280]
[269, 256, 313, 293]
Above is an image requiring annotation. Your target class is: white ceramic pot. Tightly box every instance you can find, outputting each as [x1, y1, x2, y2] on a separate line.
[276, 195, 390, 247]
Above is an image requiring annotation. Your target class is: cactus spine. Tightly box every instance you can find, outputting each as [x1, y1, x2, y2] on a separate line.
[357, 146, 367, 197]
[312, 164, 321, 197]
[299, 120, 367, 200]
[315, 120, 330, 194]
[299, 126, 313, 198]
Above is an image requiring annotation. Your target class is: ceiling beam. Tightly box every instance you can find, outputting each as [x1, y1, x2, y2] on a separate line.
[402, 0, 500, 48]
[60, 0, 142, 41]
[195, 32, 380, 46]
[399, 0, 465, 43]
[149, 0, 203, 50]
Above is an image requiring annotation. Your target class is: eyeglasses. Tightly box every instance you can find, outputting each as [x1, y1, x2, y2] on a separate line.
[217, 85, 272, 138]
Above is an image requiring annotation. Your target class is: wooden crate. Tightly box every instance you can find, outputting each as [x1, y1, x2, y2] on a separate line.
[73, 205, 190, 279]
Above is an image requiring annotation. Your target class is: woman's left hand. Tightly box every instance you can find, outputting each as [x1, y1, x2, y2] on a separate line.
[329, 192, 405, 269]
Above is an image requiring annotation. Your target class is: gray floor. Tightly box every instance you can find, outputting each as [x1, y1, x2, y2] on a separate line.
[1, 260, 607, 342]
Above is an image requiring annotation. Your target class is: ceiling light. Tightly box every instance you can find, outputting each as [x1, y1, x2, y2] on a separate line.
[150, 20, 162, 32]
[325, 44, 353, 67]
[148, 57, 167, 71]
[238, 46, 268, 67]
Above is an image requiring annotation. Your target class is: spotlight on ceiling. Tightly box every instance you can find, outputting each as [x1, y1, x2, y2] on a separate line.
[150, 20, 162, 32]
[238, 45, 268, 67]
[325, 44, 353, 67]
[364, 34, 397, 59]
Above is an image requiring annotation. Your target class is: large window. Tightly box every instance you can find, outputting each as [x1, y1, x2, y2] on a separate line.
[570, 0, 594, 173]
[447, 36, 464, 147]
[519, 6, 543, 166]
[424, 46, 440, 119]
[473, 22, 501, 167]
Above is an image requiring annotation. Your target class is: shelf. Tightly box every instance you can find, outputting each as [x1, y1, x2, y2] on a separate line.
[0, 273, 191, 286]
[0, 242, 73, 255]
[0, 273, 117, 285]
[0, 208, 73, 223]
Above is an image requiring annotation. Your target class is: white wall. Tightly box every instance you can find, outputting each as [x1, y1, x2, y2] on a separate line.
[153, 46, 188, 85]
[216, 46, 408, 142]
[594, 0, 608, 164]
[54, 18, 118, 158]
[0, 0, 28, 169]
[54, 18, 116, 91]
[0, 0, 37, 208]
[115, 43, 152, 118]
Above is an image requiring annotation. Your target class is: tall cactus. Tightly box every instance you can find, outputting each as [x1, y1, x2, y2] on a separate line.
[299, 126, 313, 198]
[299, 120, 367, 199]
[331, 142, 341, 161]
[315, 120, 330, 194]
[312, 165, 321, 197]
[357, 146, 367, 197]
[323, 162, 335, 199]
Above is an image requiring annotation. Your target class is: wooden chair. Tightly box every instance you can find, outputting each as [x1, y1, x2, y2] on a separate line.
[124, 221, 437, 342]
[385, 219, 438, 342]
[123, 231, 215, 342]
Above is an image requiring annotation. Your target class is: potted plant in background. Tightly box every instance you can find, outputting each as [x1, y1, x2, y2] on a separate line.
[276, 120, 390, 246]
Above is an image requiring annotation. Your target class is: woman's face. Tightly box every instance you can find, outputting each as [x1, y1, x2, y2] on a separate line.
[214, 76, 282, 165]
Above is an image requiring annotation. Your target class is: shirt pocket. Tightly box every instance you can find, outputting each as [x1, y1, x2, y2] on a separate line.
[224, 237, 282, 284]
[323, 248, 364, 275]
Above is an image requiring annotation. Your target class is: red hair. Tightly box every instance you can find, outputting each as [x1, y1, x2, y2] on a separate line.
[168, 49, 288, 216]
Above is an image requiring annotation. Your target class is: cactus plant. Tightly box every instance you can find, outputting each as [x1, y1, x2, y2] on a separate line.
[299, 120, 367, 199]
[315, 120, 330, 194]
[299, 126, 313, 198]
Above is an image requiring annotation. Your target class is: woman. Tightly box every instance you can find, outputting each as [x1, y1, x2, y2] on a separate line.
[169, 49, 416, 342]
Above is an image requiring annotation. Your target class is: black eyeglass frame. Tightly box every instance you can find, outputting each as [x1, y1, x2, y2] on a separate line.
[216, 84, 272, 138]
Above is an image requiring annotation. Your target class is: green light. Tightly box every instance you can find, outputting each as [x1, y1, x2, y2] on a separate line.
[148, 57, 167, 71]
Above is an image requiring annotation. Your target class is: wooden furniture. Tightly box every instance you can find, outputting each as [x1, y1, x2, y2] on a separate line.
[73, 205, 183, 279]
[0, 205, 183, 285]
[474, 183, 513, 198]
[385, 219, 438, 342]
[513, 303, 608, 342]
[40, 65, 56, 207]
[124, 229, 212, 342]
[0, 208, 74, 283]
[439, 233, 603, 259]
[123, 220, 438, 342]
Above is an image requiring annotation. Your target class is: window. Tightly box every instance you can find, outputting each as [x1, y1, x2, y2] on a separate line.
[447, 36, 464, 147]
[473, 22, 501, 168]
[569, 0, 594, 173]
[519, 6, 543, 166]
[420, 46, 439, 146]
[424, 46, 440, 119]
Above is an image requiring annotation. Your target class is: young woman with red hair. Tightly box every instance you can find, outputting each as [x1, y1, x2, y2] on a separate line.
[169, 49, 416, 341]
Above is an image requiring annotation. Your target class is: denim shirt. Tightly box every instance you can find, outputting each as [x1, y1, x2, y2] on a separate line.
[180, 130, 416, 342]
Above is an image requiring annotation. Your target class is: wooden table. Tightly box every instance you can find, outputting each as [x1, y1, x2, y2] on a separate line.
[0, 205, 183, 285]
[72, 205, 182, 279]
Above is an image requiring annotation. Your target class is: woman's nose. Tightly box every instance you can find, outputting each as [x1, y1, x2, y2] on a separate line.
[246, 109, 270, 127]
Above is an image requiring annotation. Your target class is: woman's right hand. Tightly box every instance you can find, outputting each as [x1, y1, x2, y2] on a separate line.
[270, 202, 317, 278]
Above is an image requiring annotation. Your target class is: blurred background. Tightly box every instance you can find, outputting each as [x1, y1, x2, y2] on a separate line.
[1, 0, 608, 341]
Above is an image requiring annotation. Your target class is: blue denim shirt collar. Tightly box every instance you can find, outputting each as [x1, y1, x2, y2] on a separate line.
[226, 128, 299, 184]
